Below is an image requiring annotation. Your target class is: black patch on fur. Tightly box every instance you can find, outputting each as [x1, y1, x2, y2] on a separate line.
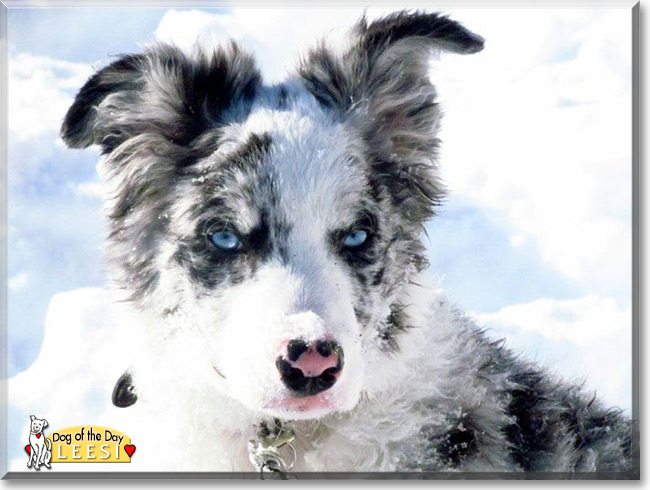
[371, 266, 385, 286]
[353, 307, 371, 326]
[556, 396, 632, 472]
[377, 302, 409, 350]
[502, 367, 633, 472]
[371, 159, 444, 223]
[502, 370, 553, 470]
[415, 412, 480, 470]
[222, 133, 273, 174]
[436, 413, 480, 467]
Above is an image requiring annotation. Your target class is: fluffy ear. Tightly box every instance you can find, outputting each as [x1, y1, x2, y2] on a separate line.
[61, 42, 261, 153]
[300, 11, 483, 221]
[30, 415, 35, 421]
[42, 420, 48, 428]
[60, 53, 144, 150]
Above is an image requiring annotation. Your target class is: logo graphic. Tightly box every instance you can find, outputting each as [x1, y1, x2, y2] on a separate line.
[24, 417, 135, 468]
[26, 415, 52, 470]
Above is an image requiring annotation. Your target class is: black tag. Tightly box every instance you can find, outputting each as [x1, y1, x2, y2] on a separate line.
[112, 371, 138, 408]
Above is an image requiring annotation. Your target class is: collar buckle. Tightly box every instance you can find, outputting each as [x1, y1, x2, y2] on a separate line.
[248, 419, 297, 478]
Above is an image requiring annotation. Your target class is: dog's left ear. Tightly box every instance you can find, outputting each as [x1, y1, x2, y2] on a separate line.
[300, 11, 483, 221]
[42, 420, 48, 428]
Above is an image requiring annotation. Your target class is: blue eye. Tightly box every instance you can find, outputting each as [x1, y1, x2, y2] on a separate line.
[343, 230, 368, 248]
[210, 231, 241, 251]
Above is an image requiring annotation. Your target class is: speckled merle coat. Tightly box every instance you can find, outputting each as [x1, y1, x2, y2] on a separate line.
[61, 11, 635, 474]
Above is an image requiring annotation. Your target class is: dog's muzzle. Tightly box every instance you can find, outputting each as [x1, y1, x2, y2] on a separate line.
[275, 339, 344, 397]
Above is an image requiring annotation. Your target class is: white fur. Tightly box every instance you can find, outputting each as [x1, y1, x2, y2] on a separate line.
[112, 271, 514, 471]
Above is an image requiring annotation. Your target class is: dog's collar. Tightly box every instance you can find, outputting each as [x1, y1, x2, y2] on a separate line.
[248, 419, 297, 478]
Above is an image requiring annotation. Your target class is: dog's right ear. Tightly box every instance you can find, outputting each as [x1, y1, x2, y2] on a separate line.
[30, 415, 35, 422]
[61, 43, 261, 154]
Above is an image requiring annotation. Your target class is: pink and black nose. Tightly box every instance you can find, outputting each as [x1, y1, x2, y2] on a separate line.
[276, 339, 344, 397]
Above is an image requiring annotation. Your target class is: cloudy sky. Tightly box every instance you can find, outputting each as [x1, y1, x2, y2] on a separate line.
[6, 6, 633, 469]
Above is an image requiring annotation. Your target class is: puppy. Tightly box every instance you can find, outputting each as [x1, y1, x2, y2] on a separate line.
[60, 11, 634, 473]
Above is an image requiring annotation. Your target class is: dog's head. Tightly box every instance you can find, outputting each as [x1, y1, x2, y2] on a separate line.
[61, 12, 482, 420]
[30, 415, 48, 434]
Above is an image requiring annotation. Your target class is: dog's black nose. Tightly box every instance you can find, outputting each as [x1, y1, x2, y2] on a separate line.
[276, 339, 344, 397]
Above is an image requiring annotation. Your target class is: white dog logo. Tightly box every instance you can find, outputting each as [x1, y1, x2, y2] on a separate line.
[26, 415, 52, 470]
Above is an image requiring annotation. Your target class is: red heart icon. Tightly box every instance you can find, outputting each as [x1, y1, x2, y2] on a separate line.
[124, 444, 136, 457]
[36, 434, 41, 439]
[25, 445, 31, 455]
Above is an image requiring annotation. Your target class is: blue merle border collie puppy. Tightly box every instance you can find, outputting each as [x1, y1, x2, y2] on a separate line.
[61, 11, 635, 474]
